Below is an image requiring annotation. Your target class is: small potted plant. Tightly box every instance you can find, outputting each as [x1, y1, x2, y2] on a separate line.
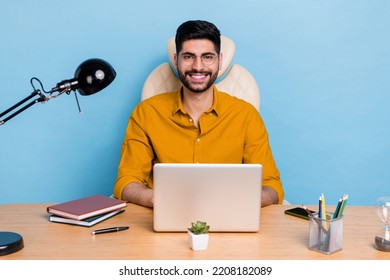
[187, 220, 210, 250]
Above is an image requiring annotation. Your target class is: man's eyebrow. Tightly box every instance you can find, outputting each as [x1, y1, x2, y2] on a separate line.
[180, 51, 216, 55]
[180, 51, 195, 55]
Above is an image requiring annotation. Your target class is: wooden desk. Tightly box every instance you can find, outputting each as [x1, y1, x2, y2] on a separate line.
[0, 203, 388, 260]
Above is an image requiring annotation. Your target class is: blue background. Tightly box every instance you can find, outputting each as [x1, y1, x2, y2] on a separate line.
[1, 1, 389, 206]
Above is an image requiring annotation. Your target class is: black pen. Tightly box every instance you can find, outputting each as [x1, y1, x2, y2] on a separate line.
[91, 226, 129, 235]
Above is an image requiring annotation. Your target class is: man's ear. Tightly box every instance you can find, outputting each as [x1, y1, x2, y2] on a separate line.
[218, 53, 223, 72]
[174, 53, 178, 69]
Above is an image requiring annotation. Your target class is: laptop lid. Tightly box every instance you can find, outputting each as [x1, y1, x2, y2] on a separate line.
[153, 163, 262, 232]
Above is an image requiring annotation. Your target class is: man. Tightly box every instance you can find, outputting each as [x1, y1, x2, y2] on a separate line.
[114, 20, 283, 207]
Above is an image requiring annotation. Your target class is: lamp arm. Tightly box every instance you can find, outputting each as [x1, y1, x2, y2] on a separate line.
[0, 90, 47, 125]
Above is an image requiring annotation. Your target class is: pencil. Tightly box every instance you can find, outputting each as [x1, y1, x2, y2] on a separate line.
[321, 193, 327, 218]
[339, 194, 348, 217]
[332, 197, 343, 219]
[321, 193, 328, 230]
[318, 196, 323, 219]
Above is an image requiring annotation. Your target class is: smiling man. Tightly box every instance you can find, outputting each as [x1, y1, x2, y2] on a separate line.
[114, 20, 284, 208]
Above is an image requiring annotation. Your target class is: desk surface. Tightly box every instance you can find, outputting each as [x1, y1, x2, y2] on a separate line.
[0, 203, 388, 260]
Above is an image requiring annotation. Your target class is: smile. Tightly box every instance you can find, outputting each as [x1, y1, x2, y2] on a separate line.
[187, 72, 209, 81]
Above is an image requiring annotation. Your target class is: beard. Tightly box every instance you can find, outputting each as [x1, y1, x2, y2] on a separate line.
[178, 70, 219, 93]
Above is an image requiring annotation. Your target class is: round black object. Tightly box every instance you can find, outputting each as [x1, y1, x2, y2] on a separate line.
[74, 58, 116, 96]
[0, 232, 24, 256]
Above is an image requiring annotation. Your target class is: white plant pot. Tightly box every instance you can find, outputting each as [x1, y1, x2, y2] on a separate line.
[188, 231, 209, 250]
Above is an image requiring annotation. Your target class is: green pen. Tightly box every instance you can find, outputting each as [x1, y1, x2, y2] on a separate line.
[332, 197, 343, 219]
[339, 194, 348, 217]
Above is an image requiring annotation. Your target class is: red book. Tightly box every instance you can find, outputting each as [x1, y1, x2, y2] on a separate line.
[47, 195, 127, 220]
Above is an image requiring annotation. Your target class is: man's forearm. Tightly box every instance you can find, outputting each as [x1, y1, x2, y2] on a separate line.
[261, 186, 279, 207]
[121, 182, 154, 208]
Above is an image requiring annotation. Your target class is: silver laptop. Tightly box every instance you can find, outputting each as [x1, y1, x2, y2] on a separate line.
[153, 163, 262, 232]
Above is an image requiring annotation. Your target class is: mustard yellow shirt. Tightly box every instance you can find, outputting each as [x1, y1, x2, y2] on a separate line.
[114, 87, 284, 203]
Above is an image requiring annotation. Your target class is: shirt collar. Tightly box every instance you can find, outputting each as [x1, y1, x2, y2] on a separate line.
[172, 86, 220, 116]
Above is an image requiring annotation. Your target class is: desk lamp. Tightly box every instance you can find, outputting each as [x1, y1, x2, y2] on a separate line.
[0, 58, 116, 125]
[0, 58, 116, 256]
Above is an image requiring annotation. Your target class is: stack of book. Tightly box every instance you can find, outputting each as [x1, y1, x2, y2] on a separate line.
[47, 194, 127, 227]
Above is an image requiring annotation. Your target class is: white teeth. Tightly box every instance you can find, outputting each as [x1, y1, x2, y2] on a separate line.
[191, 74, 206, 79]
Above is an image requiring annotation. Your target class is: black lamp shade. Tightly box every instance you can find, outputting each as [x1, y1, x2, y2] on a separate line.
[75, 58, 116, 96]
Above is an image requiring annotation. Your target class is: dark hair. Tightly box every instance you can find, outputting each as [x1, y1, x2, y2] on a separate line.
[175, 20, 221, 54]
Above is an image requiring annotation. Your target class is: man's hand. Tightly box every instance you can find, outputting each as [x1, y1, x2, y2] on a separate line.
[261, 186, 279, 207]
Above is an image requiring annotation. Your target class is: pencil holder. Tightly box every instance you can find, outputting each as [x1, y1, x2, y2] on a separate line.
[308, 213, 343, 254]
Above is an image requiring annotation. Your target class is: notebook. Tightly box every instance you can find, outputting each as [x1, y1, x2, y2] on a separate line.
[48, 209, 125, 227]
[47, 194, 127, 220]
[153, 163, 262, 232]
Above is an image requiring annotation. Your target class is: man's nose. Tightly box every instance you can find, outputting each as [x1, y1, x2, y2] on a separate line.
[191, 57, 205, 70]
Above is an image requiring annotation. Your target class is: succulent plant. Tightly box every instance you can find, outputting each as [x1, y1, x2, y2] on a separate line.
[188, 220, 210, 234]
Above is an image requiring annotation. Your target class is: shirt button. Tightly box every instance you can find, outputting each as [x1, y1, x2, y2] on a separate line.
[196, 138, 200, 142]
[189, 118, 193, 122]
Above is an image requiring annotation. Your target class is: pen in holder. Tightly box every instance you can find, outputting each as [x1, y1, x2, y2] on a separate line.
[308, 212, 343, 255]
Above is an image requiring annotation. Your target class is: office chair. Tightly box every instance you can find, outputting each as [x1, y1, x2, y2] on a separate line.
[141, 36, 289, 205]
